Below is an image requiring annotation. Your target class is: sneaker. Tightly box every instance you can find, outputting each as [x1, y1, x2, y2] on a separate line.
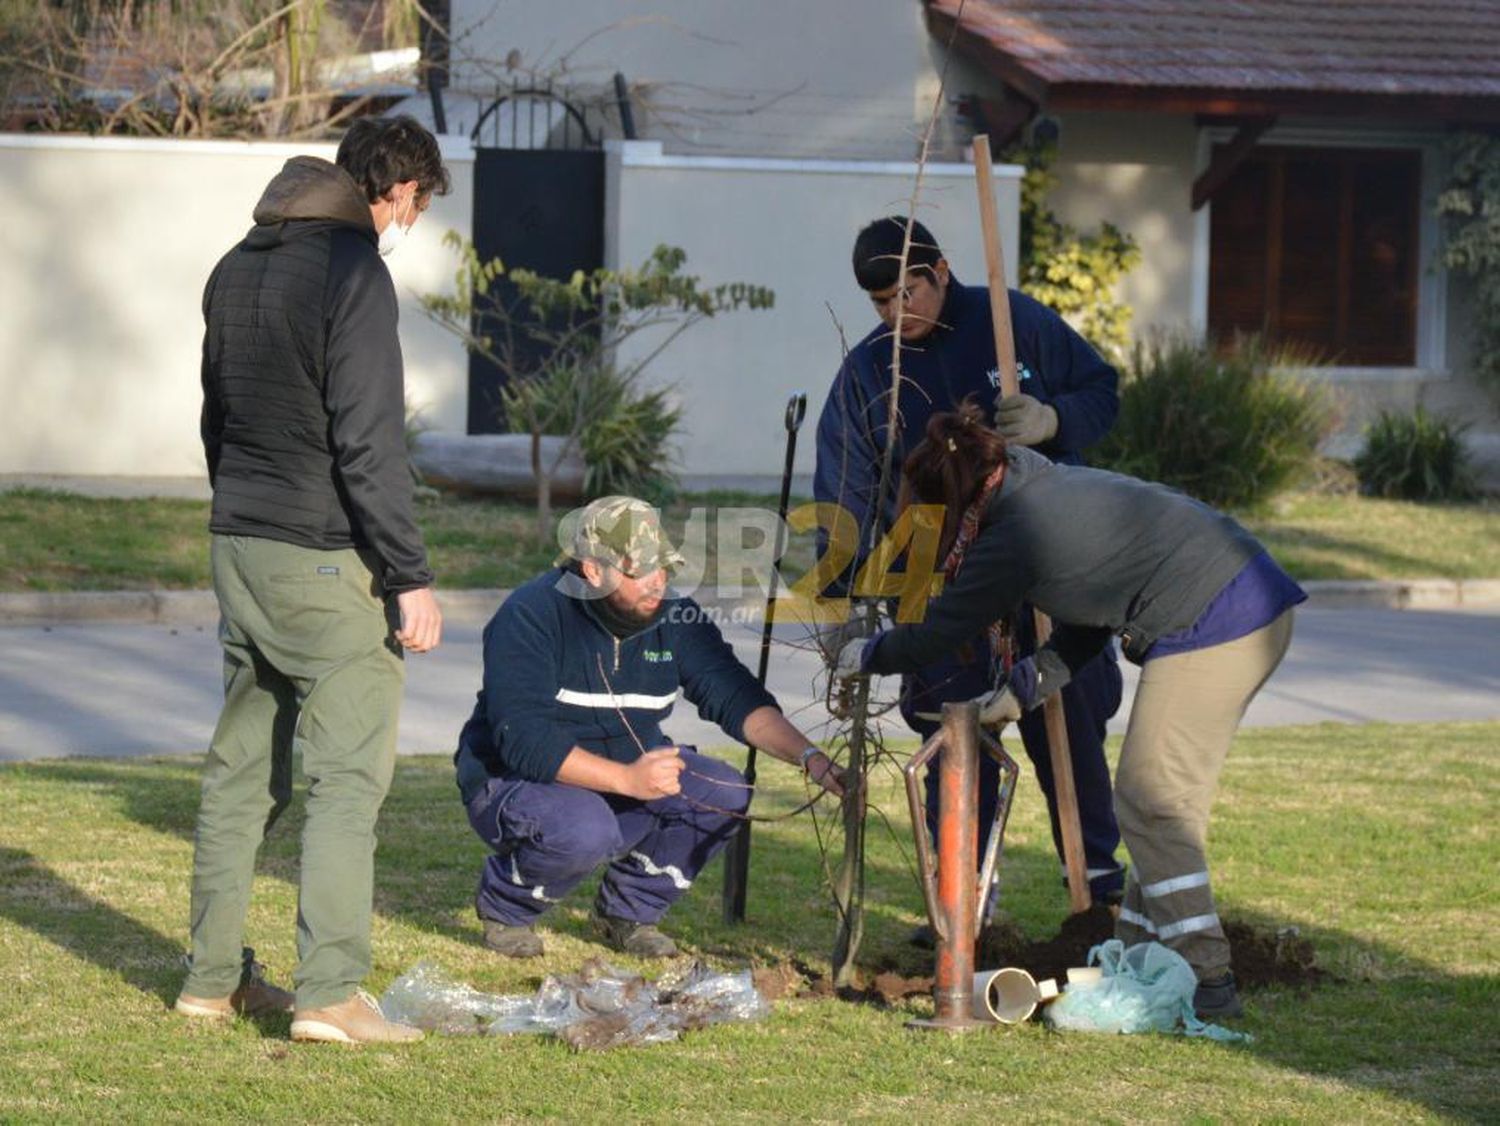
[290, 990, 424, 1044]
[1193, 972, 1245, 1020]
[592, 915, 679, 958]
[174, 950, 294, 1020]
[481, 919, 544, 959]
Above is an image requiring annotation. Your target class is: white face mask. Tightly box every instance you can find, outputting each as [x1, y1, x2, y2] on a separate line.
[378, 193, 414, 257]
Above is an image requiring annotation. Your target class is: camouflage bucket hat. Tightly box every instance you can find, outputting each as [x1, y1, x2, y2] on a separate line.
[555, 495, 685, 578]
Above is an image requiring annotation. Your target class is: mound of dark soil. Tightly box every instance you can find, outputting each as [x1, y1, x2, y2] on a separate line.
[975, 903, 1116, 984]
[973, 908, 1329, 992]
[762, 910, 1330, 1007]
[1221, 920, 1326, 990]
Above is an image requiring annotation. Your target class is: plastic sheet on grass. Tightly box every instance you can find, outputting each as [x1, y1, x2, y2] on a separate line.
[380, 957, 769, 1050]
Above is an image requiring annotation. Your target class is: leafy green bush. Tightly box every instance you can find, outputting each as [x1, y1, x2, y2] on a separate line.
[501, 362, 682, 503]
[1354, 407, 1475, 501]
[1090, 334, 1336, 508]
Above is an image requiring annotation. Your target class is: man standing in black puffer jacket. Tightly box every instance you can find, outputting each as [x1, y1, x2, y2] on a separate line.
[177, 116, 448, 1045]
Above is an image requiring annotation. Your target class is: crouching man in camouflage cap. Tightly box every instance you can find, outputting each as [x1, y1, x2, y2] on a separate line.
[453, 496, 846, 959]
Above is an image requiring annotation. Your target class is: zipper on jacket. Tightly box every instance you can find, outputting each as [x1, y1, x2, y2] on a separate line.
[613, 637, 621, 673]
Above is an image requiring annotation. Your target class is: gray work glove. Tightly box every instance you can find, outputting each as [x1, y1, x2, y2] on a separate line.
[994, 392, 1059, 447]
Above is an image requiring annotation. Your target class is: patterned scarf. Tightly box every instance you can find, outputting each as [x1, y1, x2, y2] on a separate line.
[939, 460, 1013, 673]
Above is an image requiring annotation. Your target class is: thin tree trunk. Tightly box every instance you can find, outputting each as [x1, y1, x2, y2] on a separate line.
[828, 0, 968, 990]
[830, 675, 870, 988]
[531, 429, 552, 546]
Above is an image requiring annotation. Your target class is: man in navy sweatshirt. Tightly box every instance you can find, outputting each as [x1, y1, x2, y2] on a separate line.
[454, 497, 846, 958]
[813, 216, 1126, 918]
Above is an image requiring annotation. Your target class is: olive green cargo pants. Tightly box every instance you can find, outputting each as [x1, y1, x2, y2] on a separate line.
[182, 535, 404, 1010]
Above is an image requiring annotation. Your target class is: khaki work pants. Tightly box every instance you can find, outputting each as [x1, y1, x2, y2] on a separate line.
[182, 535, 404, 1010]
[1113, 610, 1295, 977]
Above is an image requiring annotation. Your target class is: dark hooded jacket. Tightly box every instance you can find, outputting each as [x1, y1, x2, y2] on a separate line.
[199, 155, 431, 592]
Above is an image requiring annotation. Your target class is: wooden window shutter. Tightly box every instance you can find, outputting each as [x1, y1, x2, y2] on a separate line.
[1209, 146, 1420, 366]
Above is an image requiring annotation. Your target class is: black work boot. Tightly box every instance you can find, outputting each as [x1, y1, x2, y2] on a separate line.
[1193, 971, 1244, 1019]
[593, 914, 679, 958]
[481, 919, 544, 958]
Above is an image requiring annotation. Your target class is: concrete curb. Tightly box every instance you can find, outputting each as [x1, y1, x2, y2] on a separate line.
[2, 579, 1498, 628]
[0, 588, 510, 628]
[1302, 578, 1500, 611]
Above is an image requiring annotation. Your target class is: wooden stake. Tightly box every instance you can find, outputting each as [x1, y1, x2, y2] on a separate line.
[972, 134, 1092, 914]
[973, 137, 1018, 396]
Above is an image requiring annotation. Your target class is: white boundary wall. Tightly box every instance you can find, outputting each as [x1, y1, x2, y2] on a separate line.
[0, 133, 474, 477]
[0, 133, 1018, 484]
[605, 141, 1022, 481]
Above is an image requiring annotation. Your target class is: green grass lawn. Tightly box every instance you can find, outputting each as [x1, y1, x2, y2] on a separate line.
[1240, 492, 1500, 581]
[1, 486, 1498, 593]
[1, 722, 1495, 1122]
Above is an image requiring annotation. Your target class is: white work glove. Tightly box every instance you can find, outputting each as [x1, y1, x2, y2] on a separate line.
[834, 637, 869, 680]
[994, 392, 1059, 447]
[974, 683, 1023, 727]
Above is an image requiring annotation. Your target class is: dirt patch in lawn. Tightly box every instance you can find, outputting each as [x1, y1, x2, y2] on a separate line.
[757, 909, 1327, 1007]
[973, 907, 1327, 992]
[754, 959, 932, 1008]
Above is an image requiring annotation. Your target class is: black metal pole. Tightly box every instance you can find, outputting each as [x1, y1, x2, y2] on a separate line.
[722, 392, 807, 924]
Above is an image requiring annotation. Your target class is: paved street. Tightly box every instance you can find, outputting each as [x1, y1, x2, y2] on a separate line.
[2, 606, 1496, 762]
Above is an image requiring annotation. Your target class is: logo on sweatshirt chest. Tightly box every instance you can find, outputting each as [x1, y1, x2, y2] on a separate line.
[642, 649, 674, 663]
[986, 362, 1035, 387]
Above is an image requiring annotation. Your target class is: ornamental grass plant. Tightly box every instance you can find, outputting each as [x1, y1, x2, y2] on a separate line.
[1091, 334, 1337, 509]
[1354, 406, 1476, 501]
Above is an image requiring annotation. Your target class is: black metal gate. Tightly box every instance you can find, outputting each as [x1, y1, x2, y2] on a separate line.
[466, 84, 607, 434]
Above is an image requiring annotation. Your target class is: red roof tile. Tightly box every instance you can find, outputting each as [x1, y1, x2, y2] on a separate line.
[927, 0, 1500, 101]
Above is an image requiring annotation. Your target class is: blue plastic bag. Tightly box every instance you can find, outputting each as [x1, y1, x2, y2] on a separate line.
[1045, 939, 1251, 1043]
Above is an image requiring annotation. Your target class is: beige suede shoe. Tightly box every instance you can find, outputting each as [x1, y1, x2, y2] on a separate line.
[290, 990, 424, 1044]
[175, 959, 294, 1020]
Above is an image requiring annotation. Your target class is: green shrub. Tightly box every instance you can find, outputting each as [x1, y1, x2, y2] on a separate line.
[501, 363, 682, 503]
[1354, 407, 1475, 501]
[1091, 334, 1336, 508]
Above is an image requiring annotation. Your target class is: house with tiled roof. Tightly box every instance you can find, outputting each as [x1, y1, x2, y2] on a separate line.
[926, 0, 1500, 468]
[427, 0, 1499, 482]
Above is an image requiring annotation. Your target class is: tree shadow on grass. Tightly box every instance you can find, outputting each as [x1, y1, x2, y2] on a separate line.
[1252, 524, 1473, 580]
[13, 757, 487, 951]
[1212, 903, 1498, 1122]
[0, 845, 185, 1008]
[6, 757, 1495, 1117]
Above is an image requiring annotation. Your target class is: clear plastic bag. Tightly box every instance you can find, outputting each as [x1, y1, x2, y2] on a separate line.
[379, 960, 535, 1035]
[1044, 940, 1251, 1043]
[379, 957, 769, 1050]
